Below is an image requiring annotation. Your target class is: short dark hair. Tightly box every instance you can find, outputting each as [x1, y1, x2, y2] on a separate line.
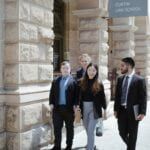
[60, 61, 70, 67]
[121, 57, 135, 68]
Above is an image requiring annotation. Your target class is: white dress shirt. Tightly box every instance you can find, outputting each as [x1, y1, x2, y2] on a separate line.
[122, 70, 135, 106]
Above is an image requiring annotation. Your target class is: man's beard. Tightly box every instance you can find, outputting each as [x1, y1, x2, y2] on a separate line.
[121, 68, 128, 74]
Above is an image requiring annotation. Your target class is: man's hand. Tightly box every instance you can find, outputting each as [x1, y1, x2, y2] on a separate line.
[136, 114, 145, 121]
[114, 111, 118, 118]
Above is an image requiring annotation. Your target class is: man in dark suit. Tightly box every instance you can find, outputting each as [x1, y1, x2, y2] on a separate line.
[114, 57, 147, 150]
[49, 61, 77, 150]
[76, 53, 91, 80]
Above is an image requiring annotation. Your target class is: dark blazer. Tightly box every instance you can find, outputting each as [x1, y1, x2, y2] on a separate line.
[114, 74, 147, 116]
[76, 68, 85, 80]
[78, 82, 107, 118]
[49, 76, 77, 108]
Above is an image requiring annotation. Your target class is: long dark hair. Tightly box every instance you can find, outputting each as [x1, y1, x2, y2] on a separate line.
[80, 63, 101, 95]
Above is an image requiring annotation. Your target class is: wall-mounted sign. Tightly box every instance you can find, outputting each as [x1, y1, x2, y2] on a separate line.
[109, 0, 148, 18]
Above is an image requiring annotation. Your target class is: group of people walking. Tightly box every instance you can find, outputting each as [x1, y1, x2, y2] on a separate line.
[49, 54, 147, 150]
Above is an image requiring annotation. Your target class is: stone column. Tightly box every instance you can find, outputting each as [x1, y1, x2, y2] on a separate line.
[73, 0, 110, 104]
[0, 0, 6, 149]
[3, 0, 54, 149]
[67, 0, 79, 70]
[134, 16, 150, 100]
[109, 17, 137, 71]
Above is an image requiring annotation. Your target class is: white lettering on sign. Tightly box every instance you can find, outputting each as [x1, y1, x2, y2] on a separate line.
[115, 2, 130, 7]
[115, 7, 141, 13]
[125, 7, 141, 12]
[109, 0, 148, 17]
[114, 1, 141, 13]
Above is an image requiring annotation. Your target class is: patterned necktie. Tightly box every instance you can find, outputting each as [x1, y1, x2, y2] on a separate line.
[121, 76, 129, 105]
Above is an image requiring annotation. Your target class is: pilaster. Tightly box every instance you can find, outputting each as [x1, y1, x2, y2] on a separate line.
[0, 0, 6, 149]
[73, 0, 110, 104]
[109, 17, 137, 71]
[134, 16, 150, 99]
[3, 0, 54, 149]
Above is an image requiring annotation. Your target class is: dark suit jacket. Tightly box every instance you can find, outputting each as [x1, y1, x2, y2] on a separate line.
[49, 76, 77, 108]
[76, 68, 85, 80]
[78, 82, 107, 118]
[114, 74, 147, 116]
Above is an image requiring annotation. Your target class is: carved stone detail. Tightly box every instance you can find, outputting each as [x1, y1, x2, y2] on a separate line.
[6, 132, 19, 150]
[21, 104, 42, 128]
[38, 27, 54, 44]
[0, 132, 6, 149]
[38, 65, 53, 82]
[31, 6, 44, 24]
[46, 46, 53, 63]
[4, 65, 18, 84]
[6, 106, 19, 131]
[19, 64, 38, 83]
[19, 1, 30, 21]
[19, 44, 30, 61]
[0, 105, 4, 130]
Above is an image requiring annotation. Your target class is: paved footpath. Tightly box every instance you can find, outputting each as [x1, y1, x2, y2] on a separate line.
[44, 101, 150, 150]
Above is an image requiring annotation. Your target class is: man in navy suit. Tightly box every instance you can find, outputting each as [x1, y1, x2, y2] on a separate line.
[76, 53, 91, 80]
[114, 57, 147, 150]
[49, 61, 77, 150]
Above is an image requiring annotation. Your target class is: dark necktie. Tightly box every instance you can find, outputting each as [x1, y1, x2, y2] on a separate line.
[121, 76, 129, 105]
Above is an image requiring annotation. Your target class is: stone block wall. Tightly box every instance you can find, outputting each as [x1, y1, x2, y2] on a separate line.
[0, 104, 5, 150]
[134, 17, 150, 100]
[5, 102, 53, 150]
[109, 17, 136, 72]
[0, 0, 4, 87]
[73, 9, 109, 80]
[4, 0, 54, 88]
[67, 0, 79, 71]
[0, 0, 6, 149]
[135, 17, 150, 76]
[2, 0, 54, 149]
[73, 0, 110, 104]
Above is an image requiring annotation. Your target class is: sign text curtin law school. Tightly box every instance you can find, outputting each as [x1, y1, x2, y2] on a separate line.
[109, 0, 148, 18]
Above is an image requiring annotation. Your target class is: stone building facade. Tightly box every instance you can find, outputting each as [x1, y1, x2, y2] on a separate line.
[0, 0, 150, 149]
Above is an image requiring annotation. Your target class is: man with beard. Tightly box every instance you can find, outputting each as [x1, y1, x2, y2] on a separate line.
[114, 57, 147, 150]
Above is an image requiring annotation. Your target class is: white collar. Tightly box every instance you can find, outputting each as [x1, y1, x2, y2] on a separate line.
[126, 70, 135, 78]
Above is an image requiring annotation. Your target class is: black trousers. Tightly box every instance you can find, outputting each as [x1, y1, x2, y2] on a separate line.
[52, 106, 74, 148]
[118, 107, 139, 150]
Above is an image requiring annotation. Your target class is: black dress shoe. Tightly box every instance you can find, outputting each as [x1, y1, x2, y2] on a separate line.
[64, 146, 72, 150]
[51, 146, 61, 150]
